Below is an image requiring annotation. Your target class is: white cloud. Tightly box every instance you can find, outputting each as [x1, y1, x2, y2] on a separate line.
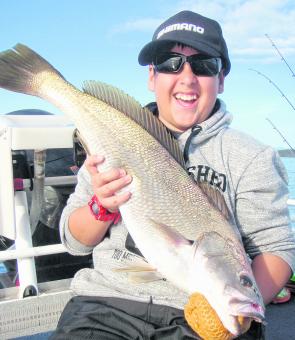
[112, 0, 295, 64]
[110, 18, 162, 35]
[219, 0, 295, 61]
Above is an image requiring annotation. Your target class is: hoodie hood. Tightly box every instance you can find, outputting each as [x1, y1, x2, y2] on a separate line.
[177, 99, 233, 152]
[144, 99, 233, 161]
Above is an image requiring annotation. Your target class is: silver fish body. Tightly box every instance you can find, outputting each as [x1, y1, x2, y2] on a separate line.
[0, 44, 265, 336]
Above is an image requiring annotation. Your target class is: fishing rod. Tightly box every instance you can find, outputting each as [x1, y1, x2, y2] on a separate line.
[250, 34, 295, 152]
[250, 34, 295, 112]
[265, 34, 295, 78]
[249, 69, 295, 151]
[249, 68, 295, 112]
[266, 118, 295, 156]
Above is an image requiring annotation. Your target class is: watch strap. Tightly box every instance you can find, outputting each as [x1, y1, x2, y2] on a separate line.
[88, 195, 121, 224]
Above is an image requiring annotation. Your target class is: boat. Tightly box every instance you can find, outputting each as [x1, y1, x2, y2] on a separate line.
[0, 112, 92, 339]
[0, 112, 294, 340]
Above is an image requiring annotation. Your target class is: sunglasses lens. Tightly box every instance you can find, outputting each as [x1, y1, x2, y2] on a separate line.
[190, 57, 221, 76]
[154, 54, 183, 73]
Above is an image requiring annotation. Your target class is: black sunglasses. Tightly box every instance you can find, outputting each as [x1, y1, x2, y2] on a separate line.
[153, 53, 222, 77]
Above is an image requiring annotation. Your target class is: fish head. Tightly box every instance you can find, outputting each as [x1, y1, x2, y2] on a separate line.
[189, 231, 265, 337]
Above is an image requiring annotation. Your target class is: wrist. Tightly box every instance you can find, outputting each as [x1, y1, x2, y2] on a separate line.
[88, 194, 121, 224]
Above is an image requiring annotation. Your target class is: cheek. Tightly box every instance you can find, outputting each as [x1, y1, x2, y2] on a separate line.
[201, 79, 220, 97]
[151, 75, 173, 99]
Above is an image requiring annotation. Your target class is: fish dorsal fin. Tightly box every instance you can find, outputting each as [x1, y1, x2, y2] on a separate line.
[83, 80, 185, 168]
[198, 182, 230, 221]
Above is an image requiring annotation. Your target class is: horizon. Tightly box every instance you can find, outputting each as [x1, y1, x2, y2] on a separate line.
[0, 0, 294, 149]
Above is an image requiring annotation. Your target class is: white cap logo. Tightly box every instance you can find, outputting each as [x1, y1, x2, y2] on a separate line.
[157, 23, 204, 39]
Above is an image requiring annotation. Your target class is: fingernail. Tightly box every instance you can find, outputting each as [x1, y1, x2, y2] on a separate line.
[125, 175, 132, 182]
[95, 155, 105, 162]
[119, 169, 126, 176]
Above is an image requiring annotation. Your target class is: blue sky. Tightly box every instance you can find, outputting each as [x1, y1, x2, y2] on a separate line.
[0, 0, 294, 149]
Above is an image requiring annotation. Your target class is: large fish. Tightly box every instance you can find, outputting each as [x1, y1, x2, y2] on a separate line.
[0, 44, 265, 338]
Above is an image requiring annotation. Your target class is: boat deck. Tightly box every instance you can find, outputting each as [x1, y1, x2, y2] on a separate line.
[8, 294, 295, 340]
[265, 296, 295, 339]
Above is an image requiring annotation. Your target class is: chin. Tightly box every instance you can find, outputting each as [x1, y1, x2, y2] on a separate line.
[177, 119, 198, 130]
[175, 125, 194, 133]
[174, 113, 201, 129]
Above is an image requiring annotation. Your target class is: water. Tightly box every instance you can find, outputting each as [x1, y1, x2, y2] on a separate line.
[282, 157, 295, 228]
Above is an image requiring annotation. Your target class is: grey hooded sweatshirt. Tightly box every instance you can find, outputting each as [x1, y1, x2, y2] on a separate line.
[60, 99, 295, 310]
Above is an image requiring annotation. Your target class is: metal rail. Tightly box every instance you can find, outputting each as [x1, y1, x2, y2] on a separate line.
[0, 244, 66, 262]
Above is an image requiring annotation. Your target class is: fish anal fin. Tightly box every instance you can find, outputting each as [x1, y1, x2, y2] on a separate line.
[113, 264, 164, 283]
[114, 264, 156, 273]
[128, 271, 164, 283]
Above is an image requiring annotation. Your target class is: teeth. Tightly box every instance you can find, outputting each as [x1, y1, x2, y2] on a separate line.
[175, 93, 197, 101]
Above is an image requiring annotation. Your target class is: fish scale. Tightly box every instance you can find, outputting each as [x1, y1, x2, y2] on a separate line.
[0, 43, 265, 337]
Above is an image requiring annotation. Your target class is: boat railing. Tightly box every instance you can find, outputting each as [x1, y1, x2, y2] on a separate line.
[0, 114, 77, 338]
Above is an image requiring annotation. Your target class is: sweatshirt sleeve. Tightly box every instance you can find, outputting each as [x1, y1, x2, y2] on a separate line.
[59, 165, 95, 255]
[235, 147, 295, 274]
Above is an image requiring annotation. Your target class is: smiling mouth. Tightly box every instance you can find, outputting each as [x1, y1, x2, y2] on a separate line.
[175, 93, 197, 102]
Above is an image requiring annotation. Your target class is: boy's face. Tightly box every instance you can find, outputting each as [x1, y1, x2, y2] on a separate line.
[148, 45, 225, 132]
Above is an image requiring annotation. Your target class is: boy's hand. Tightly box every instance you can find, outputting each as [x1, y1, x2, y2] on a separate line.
[85, 155, 132, 212]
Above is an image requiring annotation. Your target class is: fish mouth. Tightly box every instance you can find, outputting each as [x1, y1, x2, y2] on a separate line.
[234, 303, 266, 324]
[224, 284, 265, 323]
[225, 305, 265, 337]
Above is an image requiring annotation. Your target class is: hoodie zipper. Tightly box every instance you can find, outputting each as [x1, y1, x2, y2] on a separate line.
[183, 125, 202, 164]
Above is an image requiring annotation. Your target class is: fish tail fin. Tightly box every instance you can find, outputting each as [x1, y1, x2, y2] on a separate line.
[0, 43, 65, 97]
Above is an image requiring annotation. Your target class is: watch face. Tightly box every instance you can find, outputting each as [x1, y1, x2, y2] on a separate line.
[91, 201, 100, 215]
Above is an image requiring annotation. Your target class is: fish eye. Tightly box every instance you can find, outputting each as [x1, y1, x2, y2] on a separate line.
[240, 274, 253, 288]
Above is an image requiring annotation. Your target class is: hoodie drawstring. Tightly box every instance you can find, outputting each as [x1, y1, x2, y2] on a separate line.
[183, 126, 202, 164]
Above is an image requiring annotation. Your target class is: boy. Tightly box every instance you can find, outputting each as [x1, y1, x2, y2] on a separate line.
[52, 10, 295, 339]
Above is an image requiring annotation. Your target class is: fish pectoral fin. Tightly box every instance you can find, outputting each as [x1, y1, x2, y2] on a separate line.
[149, 218, 192, 247]
[128, 271, 165, 283]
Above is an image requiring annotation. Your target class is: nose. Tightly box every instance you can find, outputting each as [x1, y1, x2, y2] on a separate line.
[179, 61, 197, 85]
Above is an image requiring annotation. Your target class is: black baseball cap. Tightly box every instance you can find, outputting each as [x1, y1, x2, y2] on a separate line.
[138, 11, 231, 75]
